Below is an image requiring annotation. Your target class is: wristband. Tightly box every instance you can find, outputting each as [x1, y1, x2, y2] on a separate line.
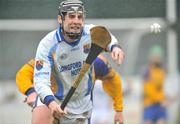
[25, 87, 36, 96]
[44, 95, 55, 106]
[111, 44, 122, 51]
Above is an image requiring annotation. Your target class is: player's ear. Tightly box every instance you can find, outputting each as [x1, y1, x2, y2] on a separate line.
[58, 15, 62, 24]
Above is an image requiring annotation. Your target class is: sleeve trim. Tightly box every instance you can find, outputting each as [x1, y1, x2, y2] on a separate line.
[44, 95, 55, 106]
[111, 44, 122, 52]
[25, 87, 36, 96]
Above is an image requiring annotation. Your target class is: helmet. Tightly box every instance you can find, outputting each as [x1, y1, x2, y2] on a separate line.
[58, 0, 85, 40]
[59, 0, 85, 18]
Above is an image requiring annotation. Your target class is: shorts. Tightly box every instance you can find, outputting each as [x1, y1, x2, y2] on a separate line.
[34, 96, 92, 124]
[143, 103, 167, 122]
[57, 113, 91, 124]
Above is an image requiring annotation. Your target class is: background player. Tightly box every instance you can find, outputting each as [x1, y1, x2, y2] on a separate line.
[141, 45, 167, 124]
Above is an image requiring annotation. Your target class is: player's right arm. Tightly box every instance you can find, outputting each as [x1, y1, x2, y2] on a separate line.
[34, 35, 55, 105]
[16, 59, 37, 106]
[34, 31, 65, 117]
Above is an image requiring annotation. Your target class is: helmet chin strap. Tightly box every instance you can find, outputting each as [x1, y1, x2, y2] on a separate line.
[61, 20, 82, 41]
[64, 31, 82, 40]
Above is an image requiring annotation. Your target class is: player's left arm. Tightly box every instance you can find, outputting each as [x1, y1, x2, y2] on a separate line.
[107, 34, 125, 65]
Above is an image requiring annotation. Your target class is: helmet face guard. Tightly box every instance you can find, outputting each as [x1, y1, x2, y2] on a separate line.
[59, 0, 85, 40]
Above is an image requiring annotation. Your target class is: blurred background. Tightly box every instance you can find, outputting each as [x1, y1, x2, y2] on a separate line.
[0, 0, 179, 124]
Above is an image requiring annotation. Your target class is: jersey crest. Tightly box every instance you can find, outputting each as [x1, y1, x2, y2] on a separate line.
[36, 60, 44, 70]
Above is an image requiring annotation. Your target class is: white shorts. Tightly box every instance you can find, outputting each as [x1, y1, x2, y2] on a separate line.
[34, 96, 92, 124]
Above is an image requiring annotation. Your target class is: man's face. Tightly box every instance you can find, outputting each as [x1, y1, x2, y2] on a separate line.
[149, 55, 162, 65]
[61, 12, 84, 34]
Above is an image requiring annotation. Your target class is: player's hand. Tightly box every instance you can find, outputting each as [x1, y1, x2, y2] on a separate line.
[111, 47, 125, 65]
[48, 101, 66, 118]
[25, 92, 37, 107]
[114, 111, 124, 124]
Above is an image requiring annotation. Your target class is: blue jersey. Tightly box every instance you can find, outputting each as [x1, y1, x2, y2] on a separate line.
[34, 24, 118, 114]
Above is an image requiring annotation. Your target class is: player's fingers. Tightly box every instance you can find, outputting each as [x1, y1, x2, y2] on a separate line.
[56, 106, 66, 117]
[111, 47, 125, 65]
[111, 51, 115, 61]
[118, 52, 124, 65]
[52, 111, 62, 118]
[112, 51, 121, 65]
[27, 101, 34, 107]
[51, 108, 60, 118]
[111, 52, 120, 64]
[111, 51, 119, 63]
[114, 51, 119, 61]
[117, 49, 125, 65]
[64, 108, 67, 114]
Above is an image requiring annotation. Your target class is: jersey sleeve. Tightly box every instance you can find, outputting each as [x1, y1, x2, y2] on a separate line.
[34, 34, 56, 106]
[16, 59, 35, 95]
[107, 34, 119, 51]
